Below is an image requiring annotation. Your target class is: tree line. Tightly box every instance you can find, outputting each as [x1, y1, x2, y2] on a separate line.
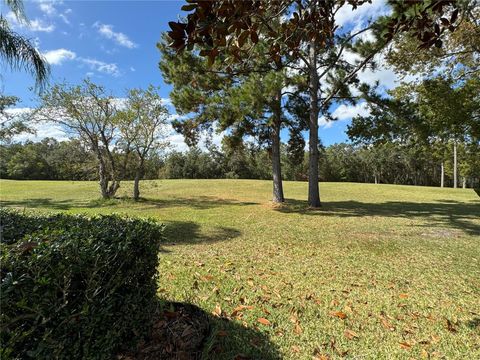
[2, 137, 478, 189]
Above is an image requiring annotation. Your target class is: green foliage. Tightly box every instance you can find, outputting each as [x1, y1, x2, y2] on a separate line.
[0, 209, 164, 359]
[0, 1, 50, 90]
[0, 138, 96, 180]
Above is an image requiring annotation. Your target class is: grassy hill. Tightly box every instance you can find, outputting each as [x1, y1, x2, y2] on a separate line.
[1, 179, 479, 359]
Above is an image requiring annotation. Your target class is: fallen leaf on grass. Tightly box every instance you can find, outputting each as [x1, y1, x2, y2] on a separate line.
[291, 345, 300, 353]
[257, 317, 271, 326]
[446, 319, 457, 333]
[217, 330, 228, 337]
[399, 293, 409, 299]
[344, 329, 358, 340]
[294, 323, 303, 334]
[330, 311, 347, 319]
[212, 304, 222, 317]
[231, 305, 254, 317]
[399, 341, 412, 350]
[381, 317, 395, 331]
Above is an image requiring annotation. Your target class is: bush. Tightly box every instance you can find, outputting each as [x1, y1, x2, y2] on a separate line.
[0, 209, 164, 359]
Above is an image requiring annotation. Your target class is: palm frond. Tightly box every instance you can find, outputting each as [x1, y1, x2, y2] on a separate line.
[4, 0, 27, 23]
[0, 19, 50, 91]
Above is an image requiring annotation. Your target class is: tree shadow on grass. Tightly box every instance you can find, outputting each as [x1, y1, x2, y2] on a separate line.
[120, 300, 281, 360]
[135, 196, 258, 211]
[276, 199, 480, 236]
[0, 196, 258, 212]
[161, 220, 241, 249]
[0, 198, 89, 211]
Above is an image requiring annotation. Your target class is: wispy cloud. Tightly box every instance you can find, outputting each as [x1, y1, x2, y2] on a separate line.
[6, 12, 55, 32]
[79, 58, 121, 77]
[41, 47, 121, 77]
[37, 0, 71, 24]
[93, 22, 138, 49]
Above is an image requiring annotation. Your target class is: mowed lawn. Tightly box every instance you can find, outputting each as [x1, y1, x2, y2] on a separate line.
[1, 179, 479, 359]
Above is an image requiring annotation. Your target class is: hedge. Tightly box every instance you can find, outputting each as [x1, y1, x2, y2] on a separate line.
[0, 209, 164, 359]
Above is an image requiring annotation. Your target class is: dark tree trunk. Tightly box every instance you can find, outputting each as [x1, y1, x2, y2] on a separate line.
[95, 149, 110, 199]
[271, 89, 284, 203]
[133, 159, 145, 201]
[133, 172, 141, 201]
[98, 162, 109, 199]
[307, 41, 321, 208]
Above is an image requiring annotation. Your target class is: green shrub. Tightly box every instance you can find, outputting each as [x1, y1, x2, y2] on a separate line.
[0, 209, 164, 359]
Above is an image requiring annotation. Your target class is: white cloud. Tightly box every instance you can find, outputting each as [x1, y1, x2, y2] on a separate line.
[93, 22, 138, 49]
[4, 107, 68, 143]
[332, 102, 370, 120]
[318, 102, 370, 129]
[14, 121, 69, 143]
[43, 48, 76, 65]
[6, 12, 55, 32]
[30, 19, 55, 32]
[336, 0, 389, 28]
[38, 0, 71, 24]
[40, 49, 122, 77]
[79, 58, 121, 77]
[39, 2, 56, 16]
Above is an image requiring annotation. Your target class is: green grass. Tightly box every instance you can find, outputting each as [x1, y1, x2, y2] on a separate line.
[1, 179, 479, 359]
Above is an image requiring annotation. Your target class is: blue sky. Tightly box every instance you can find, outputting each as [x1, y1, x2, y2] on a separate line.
[2, 0, 396, 149]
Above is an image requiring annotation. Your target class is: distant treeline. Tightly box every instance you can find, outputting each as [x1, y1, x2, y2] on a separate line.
[2, 138, 478, 188]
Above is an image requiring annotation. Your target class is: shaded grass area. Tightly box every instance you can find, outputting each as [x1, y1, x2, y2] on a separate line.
[1, 179, 479, 359]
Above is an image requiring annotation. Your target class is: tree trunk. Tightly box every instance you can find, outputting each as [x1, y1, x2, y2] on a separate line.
[271, 89, 284, 203]
[307, 41, 321, 208]
[133, 159, 145, 201]
[462, 177, 466, 189]
[374, 173, 378, 184]
[440, 161, 444, 188]
[133, 171, 141, 201]
[99, 164, 109, 198]
[96, 151, 110, 199]
[453, 141, 457, 188]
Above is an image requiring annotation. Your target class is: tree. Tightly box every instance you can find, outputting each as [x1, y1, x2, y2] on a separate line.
[159, 36, 290, 203]
[35, 80, 125, 199]
[348, 77, 479, 188]
[117, 86, 170, 201]
[0, 0, 49, 89]
[167, 0, 462, 207]
[0, 95, 33, 142]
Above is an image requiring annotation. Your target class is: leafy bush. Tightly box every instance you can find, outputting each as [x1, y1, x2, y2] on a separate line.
[0, 209, 164, 359]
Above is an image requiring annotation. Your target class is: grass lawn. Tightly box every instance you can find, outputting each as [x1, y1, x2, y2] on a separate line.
[1, 179, 479, 359]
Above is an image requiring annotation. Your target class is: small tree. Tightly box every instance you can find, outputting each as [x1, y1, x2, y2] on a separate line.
[117, 86, 170, 201]
[36, 80, 125, 199]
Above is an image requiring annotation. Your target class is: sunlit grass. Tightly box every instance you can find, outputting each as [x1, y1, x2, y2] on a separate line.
[1, 179, 479, 359]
